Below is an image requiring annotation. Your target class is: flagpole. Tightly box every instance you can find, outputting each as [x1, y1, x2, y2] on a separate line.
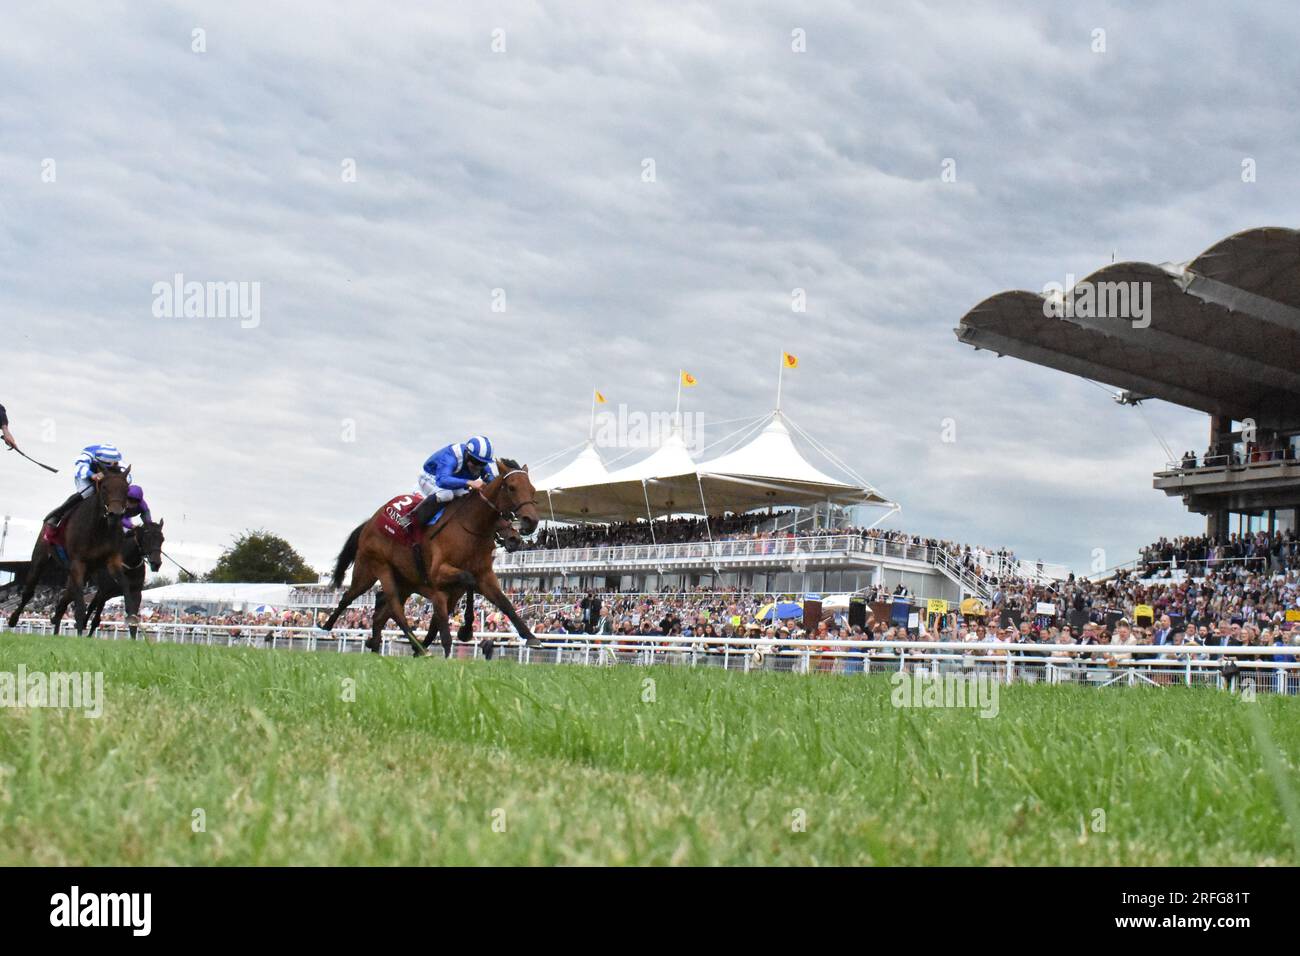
[589, 389, 597, 441]
[675, 369, 683, 433]
[776, 351, 784, 412]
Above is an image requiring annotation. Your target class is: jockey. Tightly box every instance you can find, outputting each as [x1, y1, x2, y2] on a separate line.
[43, 443, 124, 528]
[409, 435, 497, 530]
[121, 484, 153, 533]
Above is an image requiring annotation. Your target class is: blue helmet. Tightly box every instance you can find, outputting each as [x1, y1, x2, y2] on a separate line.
[89, 443, 122, 466]
[463, 435, 493, 464]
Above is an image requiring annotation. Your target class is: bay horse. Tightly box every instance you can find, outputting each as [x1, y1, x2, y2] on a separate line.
[321, 459, 542, 656]
[371, 515, 525, 659]
[6, 466, 134, 635]
[82, 520, 166, 639]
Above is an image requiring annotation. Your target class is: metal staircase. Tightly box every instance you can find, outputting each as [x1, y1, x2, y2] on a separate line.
[930, 548, 995, 603]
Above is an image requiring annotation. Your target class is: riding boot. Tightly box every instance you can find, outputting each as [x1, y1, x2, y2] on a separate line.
[43, 493, 82, 528]
[409, 494, 443, 530]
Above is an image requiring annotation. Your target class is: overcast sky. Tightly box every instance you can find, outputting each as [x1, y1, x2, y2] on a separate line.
[2, 1, 1297, 576]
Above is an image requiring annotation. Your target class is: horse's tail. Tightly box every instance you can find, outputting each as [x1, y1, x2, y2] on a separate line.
[332, 522, 365, 588]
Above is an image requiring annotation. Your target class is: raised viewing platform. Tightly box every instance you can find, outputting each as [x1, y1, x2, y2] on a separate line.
[493, 534, 1068, 598]
[1154, 456, 1300, 515]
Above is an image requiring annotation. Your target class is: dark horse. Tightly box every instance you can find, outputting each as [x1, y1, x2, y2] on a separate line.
[6, 467, 134, 635]
[373, 515, 525, 659]
[81, 520, 166, 639]
[322, 459, 542, 656]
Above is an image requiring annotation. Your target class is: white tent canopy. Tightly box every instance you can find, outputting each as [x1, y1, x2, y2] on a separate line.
[535, 411, 894, 523]
[534, 441, 611, 491]
[537, 430, 704, 521]
[698, 414, 886, 507]
[106, 582, 294, 610]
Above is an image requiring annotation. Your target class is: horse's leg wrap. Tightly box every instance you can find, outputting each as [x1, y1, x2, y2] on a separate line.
[458, 589, 477, 642]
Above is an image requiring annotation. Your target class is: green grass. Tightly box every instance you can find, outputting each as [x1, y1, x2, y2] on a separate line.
[0, 632, 1297, 865]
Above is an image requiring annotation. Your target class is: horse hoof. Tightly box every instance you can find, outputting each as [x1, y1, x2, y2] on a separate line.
[525, 637, 542, 649]
[481, 639, 495, 661]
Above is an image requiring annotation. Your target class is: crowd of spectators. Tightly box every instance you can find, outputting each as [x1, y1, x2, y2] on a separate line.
[1175, 437, 1296, 470]
[1138, 530, 1297, 577]
[528, 512, 778, 550]
[521, 511, 1023, 564]
[7, 523, 1300, 664]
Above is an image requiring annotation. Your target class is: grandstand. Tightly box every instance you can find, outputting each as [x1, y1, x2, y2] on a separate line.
[956, 226, 1300, 539]
[491, 405, 1041, 601]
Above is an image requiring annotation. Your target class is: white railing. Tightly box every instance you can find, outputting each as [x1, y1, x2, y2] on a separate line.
[7, 620, 1297, 696]
[931, 548, 994, 601]
[287, 586, 376, 608]
[1159, 452, 1295, 473]
[495, 534, 940, 568]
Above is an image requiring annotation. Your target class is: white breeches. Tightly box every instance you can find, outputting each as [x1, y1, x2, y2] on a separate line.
[417, 472, 464, 503]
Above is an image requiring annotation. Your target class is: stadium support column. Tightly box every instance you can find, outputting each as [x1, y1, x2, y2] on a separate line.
[1206, 414, 1231, 538]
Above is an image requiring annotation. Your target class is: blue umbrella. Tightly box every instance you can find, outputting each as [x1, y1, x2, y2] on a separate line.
[756, 601, 804, 623]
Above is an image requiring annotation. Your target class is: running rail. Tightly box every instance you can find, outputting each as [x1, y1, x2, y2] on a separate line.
[7, 619, 1298, 694]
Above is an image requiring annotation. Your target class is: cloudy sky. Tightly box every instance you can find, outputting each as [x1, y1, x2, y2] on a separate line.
[2, 1, 1297, 576]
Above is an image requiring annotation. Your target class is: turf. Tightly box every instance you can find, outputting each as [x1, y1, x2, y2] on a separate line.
[0, 632, 1297, 865]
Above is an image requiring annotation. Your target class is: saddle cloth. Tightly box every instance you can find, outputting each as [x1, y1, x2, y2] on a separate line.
[377, 493, 445, 544]
[41, 520, 68, 550]
[40, 518, 71, 565]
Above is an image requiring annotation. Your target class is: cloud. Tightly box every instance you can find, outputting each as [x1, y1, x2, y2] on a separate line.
[1, 1, 1296, 575]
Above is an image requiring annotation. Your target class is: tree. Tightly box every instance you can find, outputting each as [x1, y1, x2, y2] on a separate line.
[206, 530, 318, 584]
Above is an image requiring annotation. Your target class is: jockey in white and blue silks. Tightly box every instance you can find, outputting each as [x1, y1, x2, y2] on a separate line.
[410, 436, 497, 529]
[43, 443, 125, 528]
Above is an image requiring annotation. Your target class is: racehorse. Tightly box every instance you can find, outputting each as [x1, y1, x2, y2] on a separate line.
[371, 515, 525, 659]
[6, 466, 134, 635]
[321, 459, 541, 656]
[80, 521, 166, 640]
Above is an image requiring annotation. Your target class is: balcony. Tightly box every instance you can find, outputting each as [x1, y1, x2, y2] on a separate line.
[1154, 455, 1300, 514]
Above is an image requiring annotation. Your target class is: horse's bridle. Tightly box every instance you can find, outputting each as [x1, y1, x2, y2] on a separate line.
[121, 525, 161, 572]
[473, 469, 537, 522]
[96, 469, 129, 525]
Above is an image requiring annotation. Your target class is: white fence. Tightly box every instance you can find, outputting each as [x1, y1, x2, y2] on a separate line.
[7, 619, 1298, 696]
[497, 534, 939, 569]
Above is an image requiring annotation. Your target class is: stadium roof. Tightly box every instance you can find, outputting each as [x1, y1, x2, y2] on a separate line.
[535, 411, 894, 522]
[954, 227, 1300, 430]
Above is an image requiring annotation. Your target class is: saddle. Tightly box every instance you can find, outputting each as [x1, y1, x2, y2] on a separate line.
[377, 493, 448, 546]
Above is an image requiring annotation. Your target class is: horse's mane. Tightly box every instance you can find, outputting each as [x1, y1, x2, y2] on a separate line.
[497, 457, 522, 472]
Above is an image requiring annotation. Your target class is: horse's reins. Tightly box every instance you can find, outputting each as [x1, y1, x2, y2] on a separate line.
[420, 470, 536, 545]
[468, 470, 536, 531]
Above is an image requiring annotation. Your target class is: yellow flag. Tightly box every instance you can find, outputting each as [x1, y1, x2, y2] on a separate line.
[594, 390, 607, 404]
[783, 352, 799, 369]
[680, 370, 697, 387]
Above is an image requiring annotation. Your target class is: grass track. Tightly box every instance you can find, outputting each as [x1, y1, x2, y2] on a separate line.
[0, 632, 1297, 865]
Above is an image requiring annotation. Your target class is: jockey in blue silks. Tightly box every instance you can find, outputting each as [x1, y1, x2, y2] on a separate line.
[43, 443, 125, 528]
[409, 435, 498, 529]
